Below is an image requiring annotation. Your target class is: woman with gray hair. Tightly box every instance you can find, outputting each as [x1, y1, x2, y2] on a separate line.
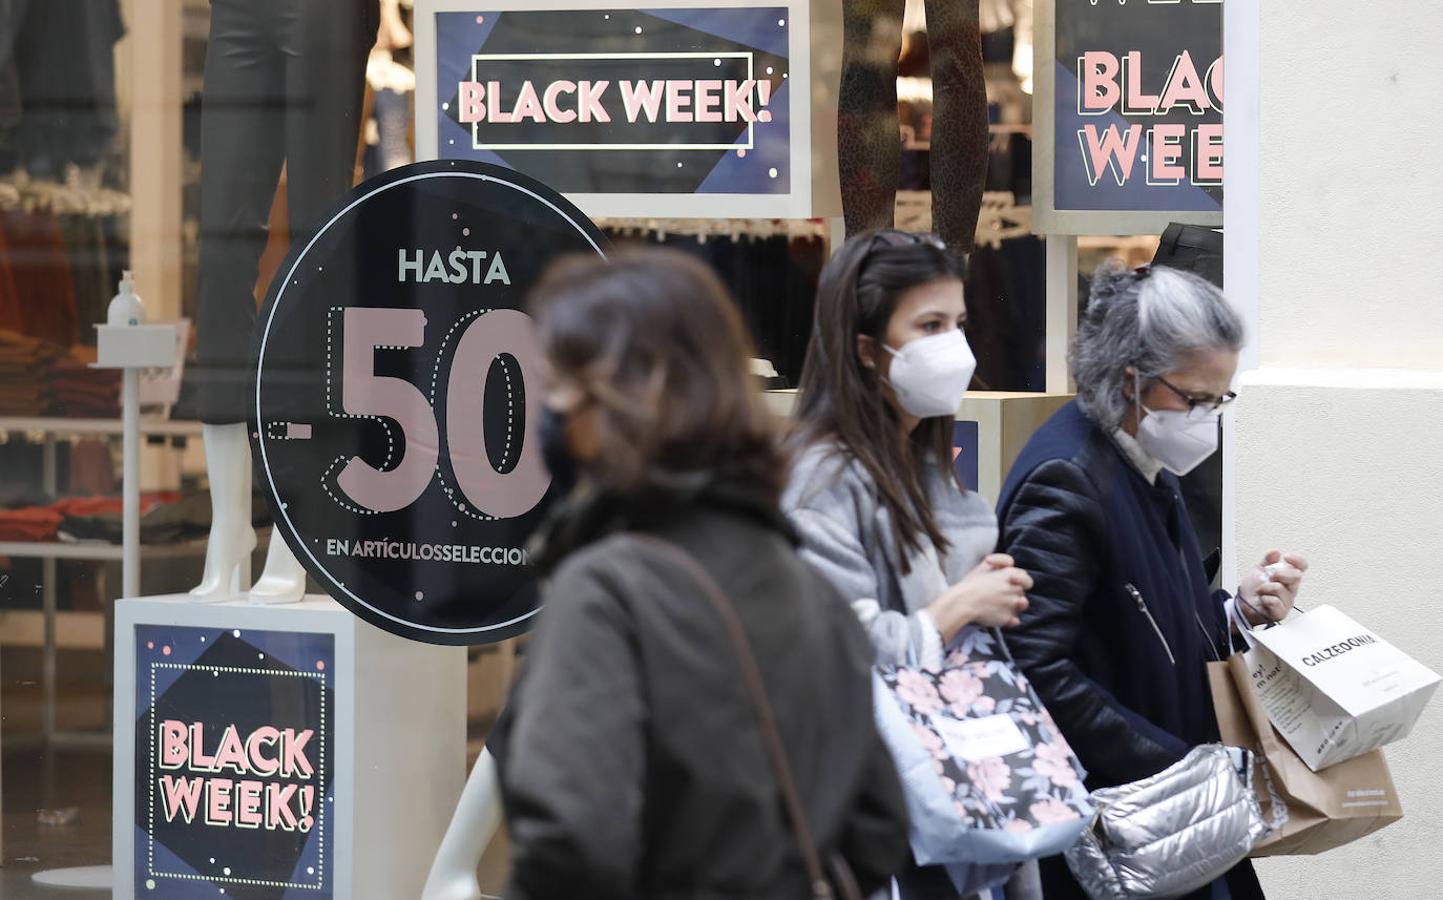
[994, 262, 1308, 900]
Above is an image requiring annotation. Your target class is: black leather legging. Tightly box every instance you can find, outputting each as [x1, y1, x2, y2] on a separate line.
[193, 0, 374, 424]
[838, 0, 988, 253]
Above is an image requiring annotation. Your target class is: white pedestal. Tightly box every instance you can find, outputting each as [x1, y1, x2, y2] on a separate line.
[113, 594, 466, 899]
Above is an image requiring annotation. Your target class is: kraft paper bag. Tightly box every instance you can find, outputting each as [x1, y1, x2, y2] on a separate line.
[1241, 604, 1440, 771]
[1208, 655, 1403, 856]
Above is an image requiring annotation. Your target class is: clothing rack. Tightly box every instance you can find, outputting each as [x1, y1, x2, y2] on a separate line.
[599, 191, 1032, 248]
[0, 168, 132, 216]
[894, 190, 1032, 249]
[596, 216, 830, 244]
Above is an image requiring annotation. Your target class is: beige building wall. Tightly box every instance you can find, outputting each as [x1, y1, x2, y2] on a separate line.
[1229, 2, 1443, 897]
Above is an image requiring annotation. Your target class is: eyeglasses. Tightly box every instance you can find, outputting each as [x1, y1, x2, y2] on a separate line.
[1155, 375, 1237, 414]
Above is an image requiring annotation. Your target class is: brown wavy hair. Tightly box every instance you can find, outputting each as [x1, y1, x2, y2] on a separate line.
[791, 231, 967, 570]
[527, 248, 786, 501]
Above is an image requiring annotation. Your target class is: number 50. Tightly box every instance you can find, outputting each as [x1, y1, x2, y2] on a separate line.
[332, 307, 550, 517]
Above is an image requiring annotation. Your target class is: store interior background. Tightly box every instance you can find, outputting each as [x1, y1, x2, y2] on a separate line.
[7, 0, 1437, 898]
[0, 0, 1166, 892]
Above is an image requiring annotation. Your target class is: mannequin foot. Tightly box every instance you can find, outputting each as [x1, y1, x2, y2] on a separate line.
[248, 535, 306, 605]
[190, 526, 257, 603]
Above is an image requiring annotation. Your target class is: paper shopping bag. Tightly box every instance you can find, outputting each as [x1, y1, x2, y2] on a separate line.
[1241, 604, 1440, 771]
[1208, 655, 1402, 856]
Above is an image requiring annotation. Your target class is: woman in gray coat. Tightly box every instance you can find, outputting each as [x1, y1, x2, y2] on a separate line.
[783, 231, 1038, 900]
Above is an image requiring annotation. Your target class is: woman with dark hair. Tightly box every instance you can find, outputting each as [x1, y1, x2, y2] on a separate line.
[996, 262, 1307, 899]
[488, 248, 910, 900]
[783, 231, 1039, 900]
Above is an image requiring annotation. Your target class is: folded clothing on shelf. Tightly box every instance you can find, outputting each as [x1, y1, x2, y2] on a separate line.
[0, 327, 63, 416]
[50, 345, 120, 417]
[0, 492, 175, 544]
[58, 489, 273, 545]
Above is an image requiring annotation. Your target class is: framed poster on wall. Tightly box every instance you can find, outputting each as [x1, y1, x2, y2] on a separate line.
[414, 0, 843, 219]
[1033, 0, 1224, 235]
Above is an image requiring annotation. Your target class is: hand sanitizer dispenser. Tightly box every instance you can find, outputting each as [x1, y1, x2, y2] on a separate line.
[107, 270, 146, 327]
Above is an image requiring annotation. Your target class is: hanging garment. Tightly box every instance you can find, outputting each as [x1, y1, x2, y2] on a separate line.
[66, 438, 116, 495]
[838, 0, 988, 252]
[0, 219, 22, 332]
[2, 210, 80, 346]
[11, 0, 125, 176]
[191, 0, 377, 424]
[605, 229, 826, 386]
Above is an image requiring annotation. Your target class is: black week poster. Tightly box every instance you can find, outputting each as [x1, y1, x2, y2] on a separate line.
[133, 624, 334, 899]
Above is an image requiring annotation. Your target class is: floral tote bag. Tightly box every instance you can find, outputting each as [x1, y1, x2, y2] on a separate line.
[873, 627, 1094, 866]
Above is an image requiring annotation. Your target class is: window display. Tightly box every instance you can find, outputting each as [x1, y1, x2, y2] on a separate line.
[0, 1, 1184, 897]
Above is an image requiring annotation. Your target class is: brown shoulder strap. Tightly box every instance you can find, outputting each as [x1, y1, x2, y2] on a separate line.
[628, 534, 857, 900]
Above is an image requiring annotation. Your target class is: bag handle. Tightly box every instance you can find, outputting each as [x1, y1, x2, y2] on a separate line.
[627, 534, 859, 900]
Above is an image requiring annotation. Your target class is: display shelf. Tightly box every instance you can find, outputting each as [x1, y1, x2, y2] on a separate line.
[0, 537, 207, 561]
[0, 415, 203, 437]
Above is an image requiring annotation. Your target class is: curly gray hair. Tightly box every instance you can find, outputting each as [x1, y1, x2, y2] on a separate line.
[1071, 261, 1245, 430]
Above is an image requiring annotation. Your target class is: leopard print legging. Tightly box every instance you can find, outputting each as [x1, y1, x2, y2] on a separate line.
[838, 0, 988, 254]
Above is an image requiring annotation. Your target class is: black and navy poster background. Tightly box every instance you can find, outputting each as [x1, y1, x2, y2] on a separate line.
[251, 160, 608, 645]
[434, 8, 792, 195]
[952, 420, 979, 492]
[1053, 0, 1222, 213]
[133, 624, 335, 899]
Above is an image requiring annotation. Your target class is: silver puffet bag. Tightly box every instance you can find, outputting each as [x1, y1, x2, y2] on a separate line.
[1064, 745, 1275, 900]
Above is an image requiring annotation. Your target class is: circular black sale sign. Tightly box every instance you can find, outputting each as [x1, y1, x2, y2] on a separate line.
[251, 160, 607, 644]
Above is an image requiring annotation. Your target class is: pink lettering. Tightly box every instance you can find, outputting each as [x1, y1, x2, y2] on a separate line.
[160, 775, 204, 824]
[1194, 123, 1224, 182]
[246, 726, 281, 777]
[236, 780, 264, 828]
[1159, 51, 1210, 114]
[1149, 124, 1187, 182]
[1123, 51, 1159, 114]
[266, 783, 300, 831]
[486, 82, 515, 123]
[205, 777, 234, 826]
[1079, 123, 1143, 186]
[511, 81, 545, 123]
[621, 80, 665, 122]
[724, 79, 757, 122]
[160, 720, 188, 770]
[213, 725, 248, 774]
[694, 80, 723, 122]
[190, 722, 217, 770]
[665, 80, 693, 122]
[458, 81, 485, 124]
[1080, 52, 1121, 113]
[283, 728, 315, 779]
[1207, 56, 1225, 111]
[542, 80, 577, 123]
[578, 80, 611, 123]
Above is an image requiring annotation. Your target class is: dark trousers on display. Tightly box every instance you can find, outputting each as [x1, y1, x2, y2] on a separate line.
[194, 0, 374, 424]
[837, 0, 988, 252]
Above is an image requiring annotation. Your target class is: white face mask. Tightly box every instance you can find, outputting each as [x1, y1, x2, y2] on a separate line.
[1134, 374, 1221, 476]
[881, 329, 977, 418]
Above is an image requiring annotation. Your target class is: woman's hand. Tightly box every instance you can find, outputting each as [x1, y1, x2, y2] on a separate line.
[927, 553, 1032, 643]
[1239, 550, 1308, 625]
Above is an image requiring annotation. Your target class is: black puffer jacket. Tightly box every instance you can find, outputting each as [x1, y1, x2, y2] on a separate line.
[489, 480, 910, 900]
[995, 402, 1262, 900]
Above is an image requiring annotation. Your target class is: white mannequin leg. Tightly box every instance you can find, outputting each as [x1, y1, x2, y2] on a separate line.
[421, 748, 502, 900]
[249, 529, 307, 604]
[190, 423, 256, 602]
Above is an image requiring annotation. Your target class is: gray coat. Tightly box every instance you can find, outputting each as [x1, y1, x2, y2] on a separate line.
[782, 444, 999, 670]
[784, 444, 1044, 900]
